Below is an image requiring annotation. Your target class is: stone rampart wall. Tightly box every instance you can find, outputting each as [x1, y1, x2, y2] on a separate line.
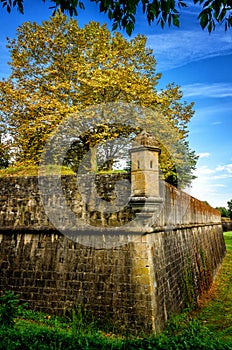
[221, 217, 232, 232]
[0, 175, 226, 333]
[0, 175, 221, 230]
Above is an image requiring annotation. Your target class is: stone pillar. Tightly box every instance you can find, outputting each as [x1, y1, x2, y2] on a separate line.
[130, 131, 163, 225]
[130, 131, 161, 198]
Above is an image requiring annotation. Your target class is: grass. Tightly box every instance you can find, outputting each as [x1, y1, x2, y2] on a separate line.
[196, 231, 232, 342]
[0, 165, 75, 177]
[97, 169, 129, 174]
[0, 165, 128, 177]
[0, 233, 231, 349]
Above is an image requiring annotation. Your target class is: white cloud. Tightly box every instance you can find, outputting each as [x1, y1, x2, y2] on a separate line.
[181, 83, 232, 98]
[147, 29, 232, 70]
[216, 164, 232, 173]
[213, 174, 232, 179]
[195, 165, 215, 175]
[197, 152, 210, 159]
[193, 103, 232, 120]
[188, 162, 232, 206]
[194, 163, 232, 178]
[212, 121, 222, 125]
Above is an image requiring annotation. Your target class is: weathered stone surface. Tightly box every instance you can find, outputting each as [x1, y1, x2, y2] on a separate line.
[0, 174, 226, 333]
[0, 174, 133, 230]
[130, 131, 160, 198]
[221, 217, 232, 232]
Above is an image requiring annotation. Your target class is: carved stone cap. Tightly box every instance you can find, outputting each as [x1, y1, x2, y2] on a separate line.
[132, 130, 160, 149]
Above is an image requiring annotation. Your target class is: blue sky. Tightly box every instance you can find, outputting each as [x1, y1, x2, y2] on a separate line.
[0, 0, 232, 208]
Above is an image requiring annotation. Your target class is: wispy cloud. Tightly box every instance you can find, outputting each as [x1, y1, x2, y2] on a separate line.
[192, 103, 232, 120]
[147, 29, 232, 70]
[197, 152, 210, 159]
[196, 165, 215, 175]
[188, 162, 232, 206]
[216, 164, 232, 174]
[195, 163, 232, 178]
[212, 121, 222, 125]
[182, 83, 232, 98]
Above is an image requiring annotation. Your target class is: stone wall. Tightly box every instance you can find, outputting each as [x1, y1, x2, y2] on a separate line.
[0, 174, 132, 230]
[0, 175, 226, 333]
[221, 217, 232, 232]
[0, 232, 152, 330]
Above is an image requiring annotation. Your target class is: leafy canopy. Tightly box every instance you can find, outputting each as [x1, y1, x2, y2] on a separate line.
[0, 11, 197, 187]
[215, 206, 230, 218]
[1, 0, 231, 35]
[228, 200, 232, 219]
[217, 201, 232, 219]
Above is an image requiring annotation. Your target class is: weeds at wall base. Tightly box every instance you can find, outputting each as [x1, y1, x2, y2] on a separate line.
[0, 291, 232, 350]
[0, 291, 27, 328]
[0, 233, 231, 349]
[0, 319, 231, 350]
[200, 248, 213, 290]
[182, 256, 197, 309]
[182, 247, 214, 310]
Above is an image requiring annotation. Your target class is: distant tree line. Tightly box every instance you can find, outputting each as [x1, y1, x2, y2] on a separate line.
[216, 200, 232, 219]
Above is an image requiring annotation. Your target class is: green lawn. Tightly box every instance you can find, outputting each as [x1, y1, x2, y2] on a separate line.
[0, 165, 75, 177]
[196, 231, 232, 342]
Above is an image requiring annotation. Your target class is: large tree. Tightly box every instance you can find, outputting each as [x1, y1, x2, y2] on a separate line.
[0, 11, 197, 187]
[1, 0, 231, 34]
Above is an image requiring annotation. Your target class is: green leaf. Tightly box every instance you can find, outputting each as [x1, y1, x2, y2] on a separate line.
[208, 21, 213, 32]
[218, 8, 227, 22]
[112, 22, 118, 31]
[126, 21, 134, 35]
[199, 12, 209, 29]
[178, 1, 187, 8]
[79, 2, 85, 10]
[173, 14, 180, 27]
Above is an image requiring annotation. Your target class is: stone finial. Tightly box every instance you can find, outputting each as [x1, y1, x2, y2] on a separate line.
[132, 131, 160, 149]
